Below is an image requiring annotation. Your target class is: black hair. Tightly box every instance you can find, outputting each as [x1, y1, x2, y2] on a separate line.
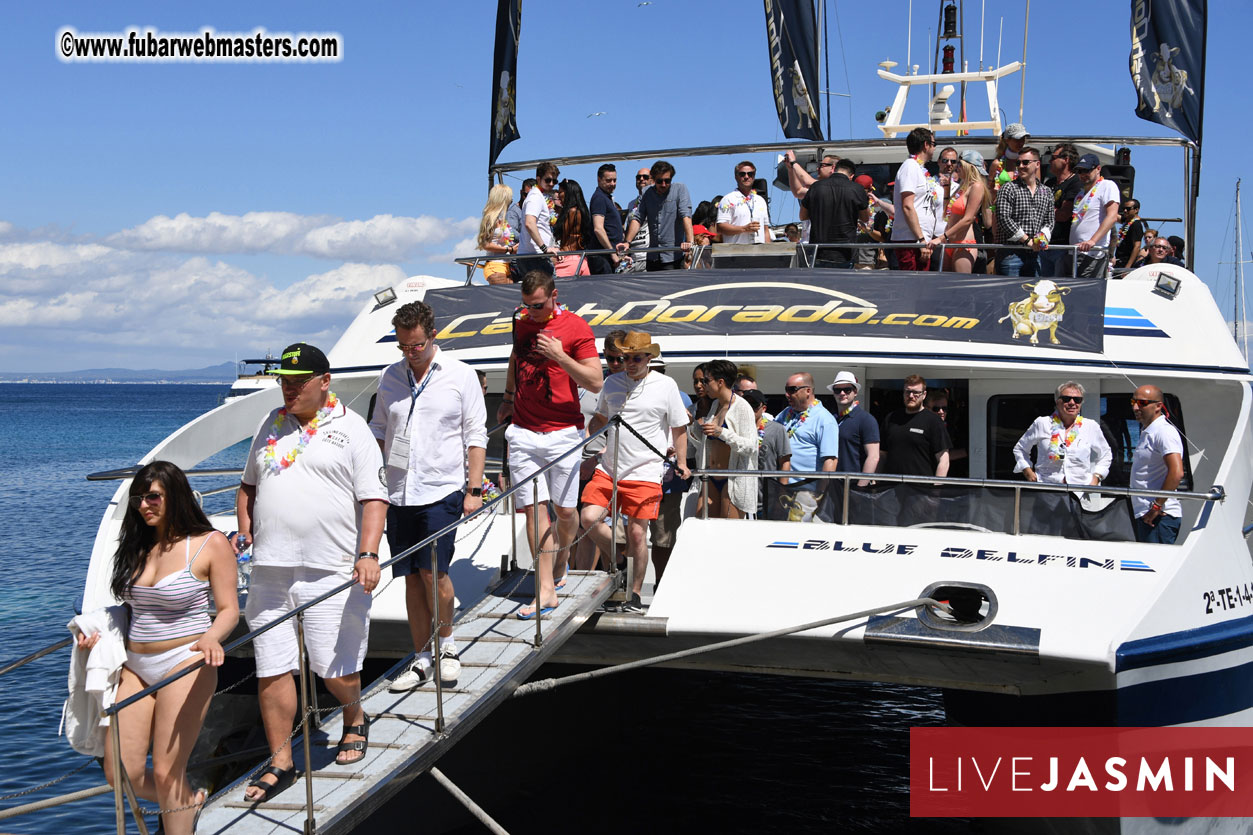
[835, 159, 857, 177]
[597, 163, 616, 180]
[556, 178, 594, 251]
[705, 359, 738, 388]
[111, 461, 214, 600]
[741, 389, 766, 411]
[905, 127, 934, 155]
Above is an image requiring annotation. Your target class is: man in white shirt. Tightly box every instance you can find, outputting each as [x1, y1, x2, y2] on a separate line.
[237, 343, 387, 799]
[1065, 153, 1122, 279]
[580, 332, 690, 613]
[371, 302, 487, 691]
[717, 161, 770, 244]
[1130, 384, 1184, 544]
[891, 127, 942, 271]
[517, 160, 560, 277]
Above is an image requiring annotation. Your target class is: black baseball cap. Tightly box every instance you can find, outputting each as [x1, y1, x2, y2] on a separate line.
[269, 343, 330, 376]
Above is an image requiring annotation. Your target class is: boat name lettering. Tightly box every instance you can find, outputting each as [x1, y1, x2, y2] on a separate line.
[766, 539, 1147, 572]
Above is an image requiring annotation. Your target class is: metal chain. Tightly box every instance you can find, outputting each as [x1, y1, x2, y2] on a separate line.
[212, 668, 256, 696]
[0, 758, 93, 802]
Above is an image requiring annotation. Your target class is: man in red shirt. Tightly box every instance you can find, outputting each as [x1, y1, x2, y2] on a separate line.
[498, 271, 604, 618]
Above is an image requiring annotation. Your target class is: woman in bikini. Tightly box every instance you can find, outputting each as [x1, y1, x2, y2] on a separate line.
[77, 460, 238, 834]
[934, 152, 991, 273]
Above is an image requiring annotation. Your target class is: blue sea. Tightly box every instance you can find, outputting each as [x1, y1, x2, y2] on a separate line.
[0, 383, 960, 833]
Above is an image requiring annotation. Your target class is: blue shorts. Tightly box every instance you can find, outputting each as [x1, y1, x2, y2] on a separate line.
[387, 491, 463, 576]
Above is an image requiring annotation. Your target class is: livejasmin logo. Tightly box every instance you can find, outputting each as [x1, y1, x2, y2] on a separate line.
[910, 728, 1253, 818]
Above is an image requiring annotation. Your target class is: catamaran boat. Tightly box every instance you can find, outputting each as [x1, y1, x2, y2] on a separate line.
[34, 22, 1247, 832]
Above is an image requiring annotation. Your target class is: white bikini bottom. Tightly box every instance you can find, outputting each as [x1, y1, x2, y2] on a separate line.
[125, 641, 203, 687]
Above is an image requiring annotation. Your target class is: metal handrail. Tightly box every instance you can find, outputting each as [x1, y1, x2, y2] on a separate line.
[0, 637, 71, 677]
[454, 244, 703, 283]
[693, 466, 1222, 536]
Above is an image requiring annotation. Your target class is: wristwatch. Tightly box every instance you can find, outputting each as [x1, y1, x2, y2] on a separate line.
[469, 487, 482, 497]
[357, 551, 379, 560]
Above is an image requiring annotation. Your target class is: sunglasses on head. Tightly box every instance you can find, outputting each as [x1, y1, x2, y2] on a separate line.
[1058, 395, 1083, 404]
[129, 491, 164, 508]
[784, 384, 810, 394]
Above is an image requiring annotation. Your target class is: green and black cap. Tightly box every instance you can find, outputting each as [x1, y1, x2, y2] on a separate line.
[268, 343, 330, 376]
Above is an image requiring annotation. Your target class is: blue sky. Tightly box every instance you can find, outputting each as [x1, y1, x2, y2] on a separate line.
[2, 1, 1245, 371]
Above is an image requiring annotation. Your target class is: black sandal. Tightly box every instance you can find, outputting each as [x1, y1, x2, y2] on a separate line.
[336, 716, 369, 765]
[245, 765, 297, 802]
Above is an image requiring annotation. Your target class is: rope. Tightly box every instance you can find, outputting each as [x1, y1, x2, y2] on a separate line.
[512, 596, 949, 698]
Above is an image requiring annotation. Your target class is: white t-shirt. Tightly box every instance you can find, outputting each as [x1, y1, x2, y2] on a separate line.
[717, 190, 769, 244]
[595, 371, 689, 483]
[891, 157, 942, 241]
[519, 187, 555, 254]
[1130, 415, 1184, 518]
[369, 350, 488, 506]
[243, 401, 387, 570]
[1069, 177, 1122, 248]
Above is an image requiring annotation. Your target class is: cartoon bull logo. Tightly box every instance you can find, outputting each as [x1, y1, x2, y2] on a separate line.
[998, 280, 1071, 345]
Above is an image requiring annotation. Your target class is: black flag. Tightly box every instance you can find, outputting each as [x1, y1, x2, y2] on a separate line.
[489, 0, 521, 166]
[763, 0, 823, 141]
[1129, 0, 1206, 144]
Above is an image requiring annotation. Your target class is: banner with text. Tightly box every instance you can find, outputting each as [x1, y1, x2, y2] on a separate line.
[423, 270, 1105, 354]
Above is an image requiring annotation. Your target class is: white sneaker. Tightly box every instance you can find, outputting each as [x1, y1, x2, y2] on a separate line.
[438, 647, 461, 682]
[389, 658, 431, 692]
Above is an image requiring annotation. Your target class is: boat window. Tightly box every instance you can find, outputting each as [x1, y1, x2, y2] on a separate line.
[986, 391, 1191, 490]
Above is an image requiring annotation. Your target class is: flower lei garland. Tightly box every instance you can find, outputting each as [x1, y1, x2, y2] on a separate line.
[493, 219, 518, 247]
[911, 154, 942, 205]
[1072, 177, 1106, 224]
[265, 392, 338, 474]
[545, 193, 558, 229]
[757, 415, 768, 449]
[781, 405, 811, 438]
[480, 476, 502, 501]
[1030, 232, 1050, 250]
[1046, 412, 1082, 462]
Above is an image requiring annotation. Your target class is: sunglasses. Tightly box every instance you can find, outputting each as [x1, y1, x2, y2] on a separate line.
[605, 355, 626, 365]
[692, 377, 706, 385]
[1130, 397, 1161, 407]
[904, 389, 927, 398]
[818, 161, 834, 168]
[654, 178, 672, 185]
[624, 353, 651, 363]
[832, 386, 856, 395]
[737, 171, 757, 178]
[784, 384, 811, 394]
[522, 298, 552, 310]
[1058, 395, 1083, 404]
[636, 175, 651, 181]
[397, 341, 429, 353]
[129, 491, 165, 508]
[930, 405, 947, 412]
[542, 177, 559, 185]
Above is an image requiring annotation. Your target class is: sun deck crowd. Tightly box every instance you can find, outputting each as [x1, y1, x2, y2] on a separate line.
[475, 124, 1183, 280]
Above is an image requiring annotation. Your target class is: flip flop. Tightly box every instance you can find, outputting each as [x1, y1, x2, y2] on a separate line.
[245, 765, 297, 802]
[516, 605, 556, 620]
[554, 575, 567, 591]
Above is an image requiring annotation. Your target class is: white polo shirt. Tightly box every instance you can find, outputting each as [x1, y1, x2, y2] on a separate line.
[717, 190, 770, 244]
[369, 348, 488, 506]
[243, 400, 387, 570]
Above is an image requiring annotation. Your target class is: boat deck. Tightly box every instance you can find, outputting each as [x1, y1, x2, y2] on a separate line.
[194, 568, 616, 835]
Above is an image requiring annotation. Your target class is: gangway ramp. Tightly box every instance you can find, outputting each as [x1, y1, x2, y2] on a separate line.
[195, 568, 616, 835]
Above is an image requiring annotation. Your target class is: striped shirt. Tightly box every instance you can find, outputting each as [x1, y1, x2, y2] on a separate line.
[123, 534, 214, 642]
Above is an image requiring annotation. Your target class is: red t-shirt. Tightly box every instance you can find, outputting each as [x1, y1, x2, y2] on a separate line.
[512, 306, 597, 432]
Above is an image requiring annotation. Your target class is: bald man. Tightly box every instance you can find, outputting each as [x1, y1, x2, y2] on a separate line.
[624, 168, 653, 273]
[1130, 384, 1184, 544]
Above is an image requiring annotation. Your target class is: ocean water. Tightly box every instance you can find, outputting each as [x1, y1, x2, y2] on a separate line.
[0, 383, 958, 833]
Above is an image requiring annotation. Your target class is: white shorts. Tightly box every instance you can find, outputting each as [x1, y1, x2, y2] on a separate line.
[244, 565, 370, 679]
[506, 424, 583, 508]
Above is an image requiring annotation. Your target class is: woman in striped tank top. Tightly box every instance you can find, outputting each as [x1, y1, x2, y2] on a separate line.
[77, 461, 238, 834]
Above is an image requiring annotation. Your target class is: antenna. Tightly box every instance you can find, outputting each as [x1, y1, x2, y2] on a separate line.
[1019, 0, 1030, 123]
[1237, 179, 1250, 364]
[907, 0, 913, 72]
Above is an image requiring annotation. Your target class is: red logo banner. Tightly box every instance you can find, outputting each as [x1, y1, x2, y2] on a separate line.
[910, 727, 1253, 818]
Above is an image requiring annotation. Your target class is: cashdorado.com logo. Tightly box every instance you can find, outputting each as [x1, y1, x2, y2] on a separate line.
[910, 727, 1253, 818]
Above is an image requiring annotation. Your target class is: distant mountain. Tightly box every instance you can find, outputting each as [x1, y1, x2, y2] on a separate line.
[0, 361, 237, 384]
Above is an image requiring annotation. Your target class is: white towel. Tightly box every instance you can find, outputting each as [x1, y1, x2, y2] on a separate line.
[61, 605, 128, 757]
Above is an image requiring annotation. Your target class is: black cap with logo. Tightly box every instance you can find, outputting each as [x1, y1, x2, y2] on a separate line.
[268, 343, 330, 376]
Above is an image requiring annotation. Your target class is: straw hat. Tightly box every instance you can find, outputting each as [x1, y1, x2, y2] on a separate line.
[610, 331, 661, 358]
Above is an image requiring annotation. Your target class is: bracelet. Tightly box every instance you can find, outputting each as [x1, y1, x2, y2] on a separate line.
[502, 397, 514, 403]
[1151, 501, 1164, 511]
[357, 552, 379, 560]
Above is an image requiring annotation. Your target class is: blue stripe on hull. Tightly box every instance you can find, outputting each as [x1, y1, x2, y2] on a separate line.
[1116, 613, 1253, 672]
[1115, 659, 1253, 725]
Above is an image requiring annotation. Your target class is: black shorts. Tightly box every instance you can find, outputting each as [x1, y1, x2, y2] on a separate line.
[387, 491, 463, 576]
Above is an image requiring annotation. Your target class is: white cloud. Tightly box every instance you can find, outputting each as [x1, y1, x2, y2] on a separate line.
[109, 210, 476, 261]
